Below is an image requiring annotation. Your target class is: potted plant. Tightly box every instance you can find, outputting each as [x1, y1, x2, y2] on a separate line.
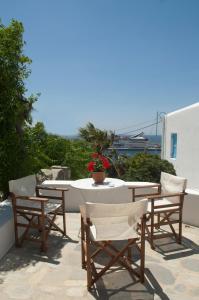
[87, 153, 111, 184]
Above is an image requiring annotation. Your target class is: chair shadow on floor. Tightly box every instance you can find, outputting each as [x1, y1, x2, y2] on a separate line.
[151, 229, 199, 261]
[0, 233, 78, 273]
[89, 267, 170, 300]
[87, 241, 170, 300]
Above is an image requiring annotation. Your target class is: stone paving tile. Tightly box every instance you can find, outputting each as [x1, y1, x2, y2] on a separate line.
[0, 213, 199, 299]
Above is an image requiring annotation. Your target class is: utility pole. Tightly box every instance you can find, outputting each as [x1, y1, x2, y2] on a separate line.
[155, 111, 159, 136]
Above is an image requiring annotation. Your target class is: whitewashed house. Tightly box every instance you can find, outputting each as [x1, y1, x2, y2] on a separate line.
[162, 102, 199, 226]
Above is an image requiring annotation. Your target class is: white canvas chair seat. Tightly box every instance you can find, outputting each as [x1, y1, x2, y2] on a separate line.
[16, 199, 61, 214]
[9, 174, 67, 252]
[81, 200, 148, 289]
[44, 202, 61, 214]
[147, 198, 179, 213]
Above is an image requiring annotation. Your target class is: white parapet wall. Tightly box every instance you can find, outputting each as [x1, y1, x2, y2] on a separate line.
[183, 189, 199, 227]
[0, 200, 15, 260]
[1, 180, 199, 260]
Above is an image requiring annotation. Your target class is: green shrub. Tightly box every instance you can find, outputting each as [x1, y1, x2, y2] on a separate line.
[26, 123, 93, 180]
[122, 153, 176, 183]
[63, 140, 92, 179]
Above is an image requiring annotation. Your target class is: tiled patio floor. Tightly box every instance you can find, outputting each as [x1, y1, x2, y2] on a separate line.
[0, 213, 199, 299]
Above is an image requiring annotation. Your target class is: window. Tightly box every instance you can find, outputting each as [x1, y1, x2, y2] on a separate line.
[170, 133, 177, 159]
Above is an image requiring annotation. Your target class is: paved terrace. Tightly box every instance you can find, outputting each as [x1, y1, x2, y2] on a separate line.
[0, 213, 199, 300]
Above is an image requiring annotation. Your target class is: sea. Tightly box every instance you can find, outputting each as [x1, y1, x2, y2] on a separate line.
[66, 135, 162, 157]
[114, 148, 161, 157]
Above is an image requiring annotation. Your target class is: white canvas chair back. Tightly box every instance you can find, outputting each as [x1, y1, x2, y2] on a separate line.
[9, 175, 37, 207]
[9, 175, 36, 196]
[160, 172, 187, 203]
[85, 200, 148, 241]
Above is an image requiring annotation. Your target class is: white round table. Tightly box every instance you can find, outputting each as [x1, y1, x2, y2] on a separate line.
[70, 177, 131, 204]
[71, 177, 125, 190]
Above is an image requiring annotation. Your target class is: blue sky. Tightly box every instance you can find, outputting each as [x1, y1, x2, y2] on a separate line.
[1, 0, 199, 135]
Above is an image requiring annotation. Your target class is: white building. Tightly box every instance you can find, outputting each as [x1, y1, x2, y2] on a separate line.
[162, 102, 199, 226]
[162, 102, 199, 190]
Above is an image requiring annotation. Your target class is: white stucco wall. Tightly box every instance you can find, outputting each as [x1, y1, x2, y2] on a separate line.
[1, 179, 199, 261]
[0, 182, 155, 260]
[162, 103, 199, 190]
[0, 200, 15, 260]
[162, 103, 199, 227]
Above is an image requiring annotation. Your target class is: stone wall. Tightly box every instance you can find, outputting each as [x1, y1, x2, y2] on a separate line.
[36, 166, 71, 184]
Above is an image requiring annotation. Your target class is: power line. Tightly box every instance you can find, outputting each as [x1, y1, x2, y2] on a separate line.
[120, 121, 161, 135]
[115, 119, 156, 132]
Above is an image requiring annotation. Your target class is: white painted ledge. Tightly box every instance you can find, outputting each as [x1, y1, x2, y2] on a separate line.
[1, 181, 199, 261]
[183, 189, 199, 227]
[0, 200, 15, 260]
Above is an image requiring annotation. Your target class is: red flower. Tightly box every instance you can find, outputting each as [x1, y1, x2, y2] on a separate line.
[87, 153, 111, 172]
[101, 156, 110, 169]
[87, 161, 95, 172]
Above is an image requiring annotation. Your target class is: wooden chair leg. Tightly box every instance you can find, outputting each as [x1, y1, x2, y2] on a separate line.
[150, 211, 155, 250]
[63, 213, 66, 236]
[62, 190, 66, 236]
[14, 212, 20, 247]
[140, 216, 146, 282]
[81, 217, 86, 269]
[40, 203, 47, 252]
[178, 209, 183, 244]
[127, 239, 131, 261]
[12, 198, 20, 247]
[86, 226, 92, 290]
[157, 213, 160, 229]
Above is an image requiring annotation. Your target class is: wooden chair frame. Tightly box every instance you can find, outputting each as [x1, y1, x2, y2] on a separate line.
[80, 207, 147, 290]
[146, 191, 187, 249]
[128, 183, 161, 202]
[10, 185, 68, 252]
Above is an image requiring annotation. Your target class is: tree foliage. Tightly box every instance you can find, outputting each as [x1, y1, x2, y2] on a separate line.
[25, 122, 92, 180]
[122, 153, 176, 183]
[63, 139, 92, 179]
[79, 122, 115, 154]
[0, 20, 38, 194]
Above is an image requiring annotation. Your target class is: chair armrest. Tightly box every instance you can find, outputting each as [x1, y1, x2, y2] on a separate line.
[36, 185, 69, 192]
[15, 195, 49, 202]
[128, 183, 161, 189]
[147, 192, 186, 200]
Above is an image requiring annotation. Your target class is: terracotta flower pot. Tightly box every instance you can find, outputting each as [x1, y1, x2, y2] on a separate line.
[92, 172, 106, 184]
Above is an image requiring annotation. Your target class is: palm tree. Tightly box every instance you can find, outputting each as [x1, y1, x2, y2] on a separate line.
[79, 122, 115, 154]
